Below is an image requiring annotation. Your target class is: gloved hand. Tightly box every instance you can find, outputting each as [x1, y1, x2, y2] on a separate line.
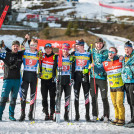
[82, 68, 89, 74]
[0, 40, 5, 48]
[69, 79, 74, 86]
[70, 56, 75, 62]
[37, 72, 42, 78]
[9, 64, 17, 69]
[52, 77, 56, 83]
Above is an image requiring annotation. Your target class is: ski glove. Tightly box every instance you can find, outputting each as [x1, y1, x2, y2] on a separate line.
[70, 56, 75, 62]
[52, 77, 56, 83]
[82, 68, 89, 74]
[0, 40, 4, 48]
[37, 72, 42, 78]
[9, 64, 17, 70]
[69, 79, 74, 86]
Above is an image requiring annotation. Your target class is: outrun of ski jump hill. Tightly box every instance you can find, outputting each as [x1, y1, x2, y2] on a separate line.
[0, 0, 134, 133]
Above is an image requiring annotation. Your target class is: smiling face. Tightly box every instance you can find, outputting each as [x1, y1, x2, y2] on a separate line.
[95, 42, 104, 50]
[125, 47, 133, 56]
[76, 45, 84, 52]
[30, 41, 37, 52]
[108, 48, 117, 59]
[12, 44, 20, 53]
[45, 47, 53, 55]
[62, 48, 69, 57]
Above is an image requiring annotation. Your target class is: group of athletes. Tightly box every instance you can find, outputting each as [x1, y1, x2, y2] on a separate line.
[0, 34, 134, 128]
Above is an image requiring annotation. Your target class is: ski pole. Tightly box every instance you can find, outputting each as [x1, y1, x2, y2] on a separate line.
[69, 61, 74, 124]
[90, 44, 96, 94]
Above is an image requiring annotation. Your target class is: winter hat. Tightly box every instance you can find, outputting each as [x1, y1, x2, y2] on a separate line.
[12, 40, 20, 46]
[124, 41, 133, 48]
[44, 43, 52, 48]
[75, 39, 85, 46]
[62, 43, 70, 50]
[95, 37, 104, 44]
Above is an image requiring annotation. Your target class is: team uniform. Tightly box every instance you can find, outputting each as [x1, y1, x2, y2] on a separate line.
[40, 52, 56, 119]
[72, 51, 91, 121]
[20, 50, 39, 120]
[53, 55, 75, 121]
[0, 50, 24, 121]
[103, 56, 125, 125]
[122, 50, 134, 124]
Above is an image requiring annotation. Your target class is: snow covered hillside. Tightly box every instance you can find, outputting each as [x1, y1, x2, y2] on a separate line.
[15, 0, 134, 23]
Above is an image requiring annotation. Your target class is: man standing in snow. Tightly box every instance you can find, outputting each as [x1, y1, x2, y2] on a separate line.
[122, 41, 134, 128]
[103, 47, 125, 126]
[72, 39, 91, 121]
[53, 43, 75, 121]
[90, 38, 110, 122]
[39, 43, 56, 121]
[0, 40, 23, 121]
[19, 38, 40, 121]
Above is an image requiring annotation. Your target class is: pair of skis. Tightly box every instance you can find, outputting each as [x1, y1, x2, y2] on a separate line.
[55, 44, 62, 123]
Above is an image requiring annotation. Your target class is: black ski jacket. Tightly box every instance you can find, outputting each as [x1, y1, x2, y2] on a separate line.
[0, 50, 24, 79]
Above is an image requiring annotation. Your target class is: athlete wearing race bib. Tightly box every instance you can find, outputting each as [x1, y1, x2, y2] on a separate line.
[72, 39, 91, 121]
[19, 38, 39, 121]
[53, 43, 75, 121]
[39, 43, 56, 121]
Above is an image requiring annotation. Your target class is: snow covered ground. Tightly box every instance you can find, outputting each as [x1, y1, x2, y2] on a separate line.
[0, 33, 134, 133]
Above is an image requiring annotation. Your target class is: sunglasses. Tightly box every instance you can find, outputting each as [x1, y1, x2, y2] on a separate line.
[45, 43, 52, 48]
[30, 44, 37, 47]
[108, 51, 115, 54]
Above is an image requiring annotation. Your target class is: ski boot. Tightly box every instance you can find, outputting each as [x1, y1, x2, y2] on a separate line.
[50, 113, 54, 120]
[19, 112, 25, 121]
[28, 112, 34, 121]
[28, 104, 34, 121]
[116, 120, 125, 126]
[85, 114, 90, 122]
[64, 112, 69, 122]
[45, 114, 50, 121]
[124, 118, 134, 128]
[75, 114, 80, 121]
[111, 118, 118, 125]
[104, 116, 109, 123]
[9, 115, 16, 121]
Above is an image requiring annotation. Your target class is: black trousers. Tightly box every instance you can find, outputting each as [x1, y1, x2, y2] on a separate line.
[90, 78, 110, 118]
[74, 73, 90, 116]
[21, 71, 37, 113]
[124, 83, 134, 119]
[41, 79, 56, 114]
[60, 84, 71, 113]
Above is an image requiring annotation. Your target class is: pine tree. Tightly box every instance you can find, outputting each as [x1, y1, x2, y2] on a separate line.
[65, 21, 73, 37]
[73, 21, 79, 36]
[44, 26, 50, 39]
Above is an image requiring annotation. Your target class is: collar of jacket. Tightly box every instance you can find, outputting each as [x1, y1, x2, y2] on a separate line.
[107, 55, 119, 62]
[95, 45, 107, 53]
[45, 52, 54, 57]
